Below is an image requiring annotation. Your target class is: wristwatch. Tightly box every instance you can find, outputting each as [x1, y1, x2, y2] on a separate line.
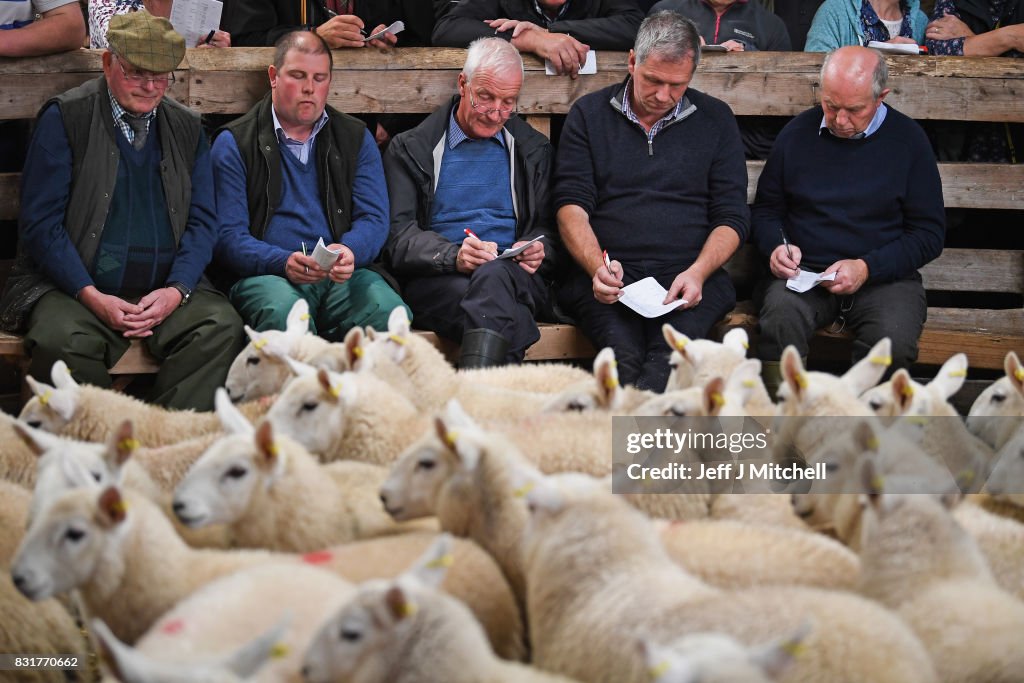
[168, 282, 191, 307]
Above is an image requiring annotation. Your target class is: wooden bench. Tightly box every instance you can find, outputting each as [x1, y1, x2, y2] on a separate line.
[0, 49, 1020, 380]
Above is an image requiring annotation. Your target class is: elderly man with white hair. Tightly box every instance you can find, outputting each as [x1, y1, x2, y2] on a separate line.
[382, 37, 561, 368]
[751, 45, 945, 395]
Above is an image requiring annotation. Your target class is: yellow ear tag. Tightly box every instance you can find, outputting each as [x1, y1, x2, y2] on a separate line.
[388, 334, 407, 346]
[270, 643, 289, 659]
[870, 474, 885, 492]
[252, 338, 268, 351]
[710, 393, 726, 407]
[299, 313, 311, 321]
[742, 379, 756, 388]
[958, 469, 975, 486]
[426, 554, 455, 570]
[1015, 368, 1024, 382]
[352, 345, 364, 358]
[742, 341, 750, 350]
[39, 390, 52, 406]
[674, 338, 687, 351]
[110, 499, 129, 516]
[266, 441, 280, 457]
[900, 384, 915, 397]
[869, 355, 892, 367]
[604, 376, 620, 390]
[649, 661, 671, 679]
[399, 601, 418, 618]
[794, 372, 808, 390]
[866, 436, 880, 450]
[328, 383, 342, 399]
[948, 369, 967, 378]
[781, 640, 807, 658]
[117, 438, 140, 453]
[513, 481, 535, 498]
[444, 430, 458, 447]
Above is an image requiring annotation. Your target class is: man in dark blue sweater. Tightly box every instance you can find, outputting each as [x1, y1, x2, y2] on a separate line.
[751, 46, 944, 389]
[0, 12, 243, 411]
[555, 11, 749, 391]
[212, 31, 408, 342]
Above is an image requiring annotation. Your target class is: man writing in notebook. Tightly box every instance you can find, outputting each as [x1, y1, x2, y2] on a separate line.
[751, 46, 945, 393]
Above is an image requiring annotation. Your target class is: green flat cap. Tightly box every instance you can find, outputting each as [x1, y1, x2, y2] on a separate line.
[106, 10, 185, 74]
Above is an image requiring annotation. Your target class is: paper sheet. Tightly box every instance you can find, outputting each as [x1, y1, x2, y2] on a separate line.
[169, 0, 223, 48]
[786, 269, 837, 293]
[497, 235, 544, 260]
[866, 40, 922, 55]
[545, 50, 597, 75]
[365, 20, 404, 43]
[312, 237, 341, 270]
[618, 277, 687, 318]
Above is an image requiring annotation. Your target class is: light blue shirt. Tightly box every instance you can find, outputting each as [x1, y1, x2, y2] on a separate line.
[819, 102, 888, 139]
[272, 105, 329, 164]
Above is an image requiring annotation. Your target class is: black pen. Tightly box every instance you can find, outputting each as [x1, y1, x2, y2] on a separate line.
[780, 227, 794, 261]
[204, 29, 216, 45]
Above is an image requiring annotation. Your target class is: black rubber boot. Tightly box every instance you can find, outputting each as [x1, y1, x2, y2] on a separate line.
[458, 328, 510, 369]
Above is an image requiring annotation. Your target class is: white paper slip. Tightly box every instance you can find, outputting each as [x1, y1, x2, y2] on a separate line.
[545, 50, 597, 75]
[312, 237, 341, 270]
[169, 0, 223, 48]
[365, 20, 404, 42]
[786, 269, 837, 293]
[866, 40, 922, 54]
[497, 235, 545, 260]
[618, 277, 687, 319]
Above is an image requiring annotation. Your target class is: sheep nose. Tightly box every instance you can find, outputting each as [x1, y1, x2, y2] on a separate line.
[172, 500, 187, 515]
[11, 570, 32, 596]
[379, 492, 389, 508]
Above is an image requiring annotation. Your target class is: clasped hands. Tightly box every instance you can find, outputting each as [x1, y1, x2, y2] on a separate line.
[78, 285, 182, 339]
[456, 233, 545, 275]
[287, 244, 356, 285]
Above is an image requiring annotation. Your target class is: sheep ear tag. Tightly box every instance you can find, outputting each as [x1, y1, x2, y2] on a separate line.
[97, 486, 128, 526]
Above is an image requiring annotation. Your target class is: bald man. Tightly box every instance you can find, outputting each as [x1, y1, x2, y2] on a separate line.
[750, 46, 945, 392]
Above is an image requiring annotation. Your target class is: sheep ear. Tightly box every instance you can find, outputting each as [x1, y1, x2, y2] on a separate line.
[637, 639, 692, 683]
[283, 356, 317, 378]
[216, 388, 254, 435]
[662, 324, 692, 359]
[852, 420, 881, 454]
[593, 348, 621, 408]
[750, 620, 812, 679]
[384, 585, 417, 624]
[106, 420, 137, 469]
[842, 338, 892, 395]
[858, 455, 884, 506]
[343, 326, 367, 370]
[522, 470, 564, 514]
[254, 420, 283, 473]
[316, 369, 355, 405]
[1004, 351, 1023, 396]
[223, 615, 290, 678]
[50, 360, 79, 390]
[285, 299, 311, 336]
[91, 618, 149, 682]
[26, 375, 77, 422]
[244, 324, 262, 345]
[407, 533, 453, 589]
[387, 306, 411, 338]
[930, 353, 968, 400]
[890, 370, 915, 415]
[96, 486, 128, 527]
[440, 399, 477, 431]
[725, 359, 762, 409]
[703, 377, 726, 416]
[781, 347, 808, 401]
[12, 420, 61, 456]
[722, 327, 750, 356]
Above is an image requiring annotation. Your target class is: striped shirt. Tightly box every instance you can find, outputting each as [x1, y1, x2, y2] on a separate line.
[621, 76, 687, 138]
[1, 0, 77, 31]
[109, 90, 156, 146]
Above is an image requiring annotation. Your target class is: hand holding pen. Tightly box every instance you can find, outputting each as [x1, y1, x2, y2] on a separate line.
[593, 249, 623, 304]
[771, 227, 803, 279]
[456, 228, 499, 274]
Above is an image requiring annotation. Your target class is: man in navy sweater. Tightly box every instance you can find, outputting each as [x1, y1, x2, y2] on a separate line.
[0, 12, 243, 411]
[212, 31, 408, 342]
[751, 46, 944, 390]
[555, 11, 749, 391]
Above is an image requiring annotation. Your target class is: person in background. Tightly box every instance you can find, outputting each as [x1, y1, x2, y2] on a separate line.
[89, 0, 231, 48]
[555, 12, 748, 390]
[0, 12, 244, 410]
[769, 0, 824, 49]
[212, 31, 408, 340]
[383, 38, 559, 368]
[751, 46, 944, 394]
[804, 0, 927, 50]
[649, 0, 791, 50]
[0, 0, 85, 56]
[433, 0, 643, 76]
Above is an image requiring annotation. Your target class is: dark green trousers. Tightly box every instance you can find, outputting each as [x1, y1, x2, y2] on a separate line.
[229, 270, 408, 340]
[24, 289, 244, 411]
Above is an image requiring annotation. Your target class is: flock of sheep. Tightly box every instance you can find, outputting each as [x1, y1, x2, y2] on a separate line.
[1, 300, 1022, 682]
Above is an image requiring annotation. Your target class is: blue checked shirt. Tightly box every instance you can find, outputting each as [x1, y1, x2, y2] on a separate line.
[109, 91, 156, 145]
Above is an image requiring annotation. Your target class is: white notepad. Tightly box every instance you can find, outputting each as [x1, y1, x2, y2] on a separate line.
[618, 277, 687, 318]
[786, 269, 837, 293]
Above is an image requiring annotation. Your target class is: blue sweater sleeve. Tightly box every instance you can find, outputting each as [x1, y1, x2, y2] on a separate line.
[166, 132, 218, 289]
[212, 131, 292, 277]
[750, 129, 788, 257]
[19, 105, 94, 296]
[705, 103, 750, 243]
[343, 129, 390, 268]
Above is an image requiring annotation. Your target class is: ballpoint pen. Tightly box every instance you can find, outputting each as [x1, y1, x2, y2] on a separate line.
[302, 242, 309, 274]
[779, 228, 794, 261]
[203, 30, 216, 45]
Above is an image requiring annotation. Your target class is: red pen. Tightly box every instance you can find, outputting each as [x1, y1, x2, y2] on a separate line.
[464, 228, 479, 240]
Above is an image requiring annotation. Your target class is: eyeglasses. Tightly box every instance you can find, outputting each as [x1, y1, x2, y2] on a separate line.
[469, 91, 517, 117]
[115, 56, 175, 86]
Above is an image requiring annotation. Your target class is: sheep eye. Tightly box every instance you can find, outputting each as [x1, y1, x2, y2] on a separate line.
[246, 356, 260, 366]
[300, 401, 318, 413]
[90, 471, 103, 483]
[825, 462, 840, 472]
[65, 528, 85, 542]
[567, 401, 586, 412]
[868, 399, 883, 410]
[991, 393, 1006, 404]
[416, 459, 435, 471]
[225, 466, 248, 480]
[669, 407, 687, 417]
[340, 628, 362, 642]
[27, 420, 43, 429]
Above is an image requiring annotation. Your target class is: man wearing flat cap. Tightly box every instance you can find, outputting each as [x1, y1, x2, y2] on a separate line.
[0, 11, 244, 411]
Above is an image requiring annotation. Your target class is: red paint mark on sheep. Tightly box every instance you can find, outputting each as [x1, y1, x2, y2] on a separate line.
[303, 550, 334, 565]
[160, 618, 185, 635]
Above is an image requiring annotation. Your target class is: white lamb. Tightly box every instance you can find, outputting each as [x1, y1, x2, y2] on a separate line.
[92, 616, 286, 683]
[640, 625, 810, 683]
[860, 353, 968, 417]
[967, 350, 1024, 450]
[11, 485, 523, 660]
[20, 359, 271, 445]
[516, 468, 937, 683]
[983, 423, 1024, 508]
[224, 299, 352, 403]
[857, 467, 1024, 682]
[302, 534, 576, 683]
[173, 398, 436, 552]
[542, 347, 654, 414]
